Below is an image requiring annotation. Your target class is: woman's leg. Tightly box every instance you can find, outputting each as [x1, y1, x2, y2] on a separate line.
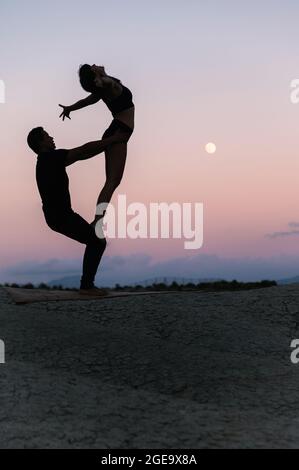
[96, 142, 127, 208]
[91, 118, 132, 225]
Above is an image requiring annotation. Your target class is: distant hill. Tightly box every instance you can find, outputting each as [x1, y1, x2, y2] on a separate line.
[277, 275, 299, 285]
[48, 276, 81, 288]
[48, 276, 221, 289]
[130, 277, 221, 287]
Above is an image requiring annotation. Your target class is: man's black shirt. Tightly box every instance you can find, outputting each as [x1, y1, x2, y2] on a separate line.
[36, 149, 72, 218]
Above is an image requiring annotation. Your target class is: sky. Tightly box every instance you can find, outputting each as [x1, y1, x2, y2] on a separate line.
[1, 0, 299, 284]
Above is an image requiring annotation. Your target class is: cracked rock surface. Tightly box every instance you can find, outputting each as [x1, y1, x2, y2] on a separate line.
[0, 285, 299, 448]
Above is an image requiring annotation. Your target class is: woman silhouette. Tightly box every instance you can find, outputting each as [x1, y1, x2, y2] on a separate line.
[59, 64, 135, 225]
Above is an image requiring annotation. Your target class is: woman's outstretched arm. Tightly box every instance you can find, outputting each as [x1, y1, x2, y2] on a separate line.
[59, 93, 101, 120]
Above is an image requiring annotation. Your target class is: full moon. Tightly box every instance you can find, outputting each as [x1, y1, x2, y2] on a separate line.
[205, 142, 217, 154]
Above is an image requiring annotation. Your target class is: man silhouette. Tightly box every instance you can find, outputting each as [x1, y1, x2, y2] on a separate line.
[27, 126, 128, 295]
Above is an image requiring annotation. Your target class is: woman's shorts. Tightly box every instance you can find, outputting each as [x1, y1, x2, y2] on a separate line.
[102, 118, 134, 141]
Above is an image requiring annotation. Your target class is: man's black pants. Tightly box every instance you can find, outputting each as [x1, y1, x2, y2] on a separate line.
[45, 210, 106, 289]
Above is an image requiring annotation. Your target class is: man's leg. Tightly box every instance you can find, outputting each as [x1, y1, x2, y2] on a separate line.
[80, 234, 107, 289]
[47, 212, 107, 289]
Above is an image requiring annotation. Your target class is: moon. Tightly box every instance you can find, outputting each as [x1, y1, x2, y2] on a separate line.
[205, 142, 217, 154]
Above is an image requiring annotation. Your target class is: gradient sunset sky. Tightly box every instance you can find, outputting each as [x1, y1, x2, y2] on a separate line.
[1, 0, 299, 283]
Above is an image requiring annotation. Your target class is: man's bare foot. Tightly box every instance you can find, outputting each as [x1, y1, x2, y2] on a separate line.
[79, 287, 109, 296]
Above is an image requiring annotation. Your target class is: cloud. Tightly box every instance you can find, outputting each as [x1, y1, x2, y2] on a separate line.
[4, 258, 81, 277]
[289, 222, 299, 228]
[3, 253, 299, 285]
[266, 221, 299, 239]
[0, 254, 153, 285]
[266, 230, 299, 239]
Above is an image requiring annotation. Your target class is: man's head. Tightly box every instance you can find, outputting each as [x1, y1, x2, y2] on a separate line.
[27, 127, 56, 154]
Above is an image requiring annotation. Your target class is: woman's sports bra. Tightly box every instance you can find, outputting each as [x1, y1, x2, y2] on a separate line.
[101, 77, 134, 114]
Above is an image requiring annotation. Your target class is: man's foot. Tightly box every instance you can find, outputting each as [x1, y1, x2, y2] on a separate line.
[79, 287, 109, 297]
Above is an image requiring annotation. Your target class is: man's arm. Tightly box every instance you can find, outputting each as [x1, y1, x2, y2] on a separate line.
[65, 132, 128, 166]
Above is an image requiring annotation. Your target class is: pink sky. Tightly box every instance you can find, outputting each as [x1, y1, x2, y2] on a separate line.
[1, 0, 299, 281]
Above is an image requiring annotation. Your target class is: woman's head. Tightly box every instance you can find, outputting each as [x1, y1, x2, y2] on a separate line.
[92, 64, 106, 75]
[79, 64, 107, 92]
[79, 64, 121, 92]
[79, 64, 97, 93]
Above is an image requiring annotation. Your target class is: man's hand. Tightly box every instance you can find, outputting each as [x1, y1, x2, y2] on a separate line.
[59, 104, 71, 121]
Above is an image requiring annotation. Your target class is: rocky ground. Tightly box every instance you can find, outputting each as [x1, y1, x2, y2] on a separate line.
[0, 284, 299, 448]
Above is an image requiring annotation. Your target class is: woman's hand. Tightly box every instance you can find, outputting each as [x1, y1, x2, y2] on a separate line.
[59, 104, 71, 121]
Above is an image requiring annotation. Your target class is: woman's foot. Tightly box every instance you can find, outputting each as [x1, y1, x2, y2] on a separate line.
[79, 286, 109, 296]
